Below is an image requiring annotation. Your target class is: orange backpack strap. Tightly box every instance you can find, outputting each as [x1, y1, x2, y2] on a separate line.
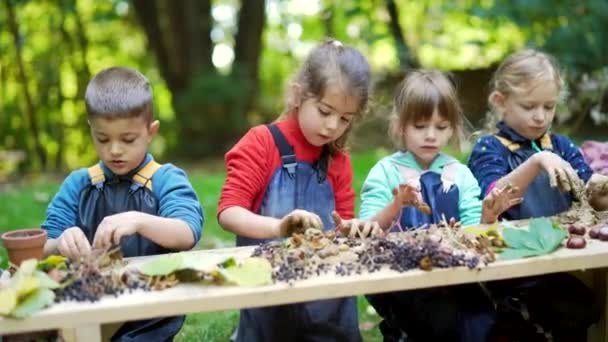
[87, 164, 105, 188]
[493, 135, 521, 152]
[132, 160, 162, 191]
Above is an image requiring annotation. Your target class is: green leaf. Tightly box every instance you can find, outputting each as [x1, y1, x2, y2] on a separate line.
[11, 288, 55, 319]
[139, 253, 235, 276]
[34, 271, 60, 289]
[498, 218, 567, 260]
[37, 255, 67, 271]
[139, 253, 184, 276]
[219, 258, 272, 287]
[182, 254, 234, 272]
[498, 248, 543, 260]
[502, 228, 543, 251]
[530, 218, 566, 253]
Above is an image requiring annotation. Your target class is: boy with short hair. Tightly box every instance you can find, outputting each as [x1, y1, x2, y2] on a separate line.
[42, 66, 203, 341]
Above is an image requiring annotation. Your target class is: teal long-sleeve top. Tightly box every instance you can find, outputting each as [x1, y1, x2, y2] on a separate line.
[359, 151, 483, 226]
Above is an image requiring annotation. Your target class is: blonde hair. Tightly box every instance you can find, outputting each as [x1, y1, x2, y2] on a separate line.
[485, 49, 563, 131]
[282, 39, 371, 155]
[389, 69, 464, 151]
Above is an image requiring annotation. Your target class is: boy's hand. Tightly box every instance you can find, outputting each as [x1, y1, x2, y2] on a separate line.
[277, 209, 323, 237]
[482, 183, 523, 223]
[57, 227, 91, 260]
[93, 211, 144, 250]
[534, 151, 583, 193]
[332, 211, 383, 238]
[392, 183, 430, 214]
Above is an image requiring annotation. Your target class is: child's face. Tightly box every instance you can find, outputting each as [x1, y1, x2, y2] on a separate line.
[297, 85, 359, 147]
[496, 80, 558, 140]
[403, 108, 453, 169]
[89, 116, 159, 175]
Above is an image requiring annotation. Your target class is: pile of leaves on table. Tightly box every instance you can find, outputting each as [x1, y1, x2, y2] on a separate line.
[0, 248, 272, 319]
[252, 213, 608, 284]
[252, 220, 502, 284]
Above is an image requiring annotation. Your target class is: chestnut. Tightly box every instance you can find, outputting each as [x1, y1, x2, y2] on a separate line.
[566, 236, 586, 249]
[567, 224, 586, 236]
[599, 227, 608, 241]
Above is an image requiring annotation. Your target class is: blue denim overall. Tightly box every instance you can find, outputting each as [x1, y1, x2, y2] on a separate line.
[367, 163, 495, 342]
[235, 124, 361, 342]
[79, 160, 184, 342]
[484, 135, 598, 341]
[495, 134, 572, 220]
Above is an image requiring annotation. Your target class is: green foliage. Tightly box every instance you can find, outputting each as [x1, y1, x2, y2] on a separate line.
[0, 151, 383, 337]
[471, 0, 608, 76]
[499, 218, 567, 260]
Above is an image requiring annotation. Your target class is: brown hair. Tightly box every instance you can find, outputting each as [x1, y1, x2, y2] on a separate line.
[485, 49, 563, 130]
[389, 69, 464, 150]
[284, 39, 372, 154]
[85, 67, 154, 123]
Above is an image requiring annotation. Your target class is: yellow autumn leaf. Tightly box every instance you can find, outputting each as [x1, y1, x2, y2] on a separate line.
[14, 276, 41, 299]
[0, 288, 17, 315]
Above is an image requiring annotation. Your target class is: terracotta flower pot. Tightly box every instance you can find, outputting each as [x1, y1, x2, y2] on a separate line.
[1, 228, 47, 266]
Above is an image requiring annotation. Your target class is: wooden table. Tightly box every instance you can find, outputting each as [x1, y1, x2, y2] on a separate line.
[2, 240, 608, 341]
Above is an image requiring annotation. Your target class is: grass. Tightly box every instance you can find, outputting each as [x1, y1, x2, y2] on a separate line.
[0, 149, 402, 341]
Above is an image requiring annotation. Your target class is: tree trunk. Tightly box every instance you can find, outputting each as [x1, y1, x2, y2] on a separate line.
[233, 0, 266, 115]
[385, 0, 418, 70]
[132, 0, 266, 159]
[5, 0, 47, 170]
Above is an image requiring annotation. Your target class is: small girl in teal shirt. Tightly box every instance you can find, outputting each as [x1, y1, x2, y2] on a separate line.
[360, 70, 520, 341]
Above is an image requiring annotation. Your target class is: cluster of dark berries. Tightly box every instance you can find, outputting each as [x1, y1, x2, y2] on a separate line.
[54, 262, 148, 303]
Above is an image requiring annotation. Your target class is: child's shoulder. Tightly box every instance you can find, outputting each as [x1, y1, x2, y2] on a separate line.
[549, 132, 578, 150]
[63, 165, 99, 189]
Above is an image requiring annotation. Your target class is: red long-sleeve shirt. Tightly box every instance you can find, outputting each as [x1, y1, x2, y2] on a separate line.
[218, 115, 355, 220]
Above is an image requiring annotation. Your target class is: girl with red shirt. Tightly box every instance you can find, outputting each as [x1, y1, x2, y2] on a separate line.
[218, 39, 372, 342]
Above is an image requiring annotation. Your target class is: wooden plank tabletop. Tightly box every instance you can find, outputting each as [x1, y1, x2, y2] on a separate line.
[2, 238, 608, 335]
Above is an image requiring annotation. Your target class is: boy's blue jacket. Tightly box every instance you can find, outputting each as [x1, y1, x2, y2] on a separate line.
[42, 153, 203, 249]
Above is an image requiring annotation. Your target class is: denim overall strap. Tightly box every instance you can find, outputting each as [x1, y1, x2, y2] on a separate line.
[80, 161, 184, 342]
[268, 124, 297, 177]
[495, 134, 572, 219]
[77, 161, 167, 258]
[236, 124, 360, 342]
[395, 164, 460, 230]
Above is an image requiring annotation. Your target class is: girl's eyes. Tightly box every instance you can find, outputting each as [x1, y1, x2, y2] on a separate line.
[340, 116, 351, 124]
[319, 108, 330, 116]
[97, 139, 109, 144]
